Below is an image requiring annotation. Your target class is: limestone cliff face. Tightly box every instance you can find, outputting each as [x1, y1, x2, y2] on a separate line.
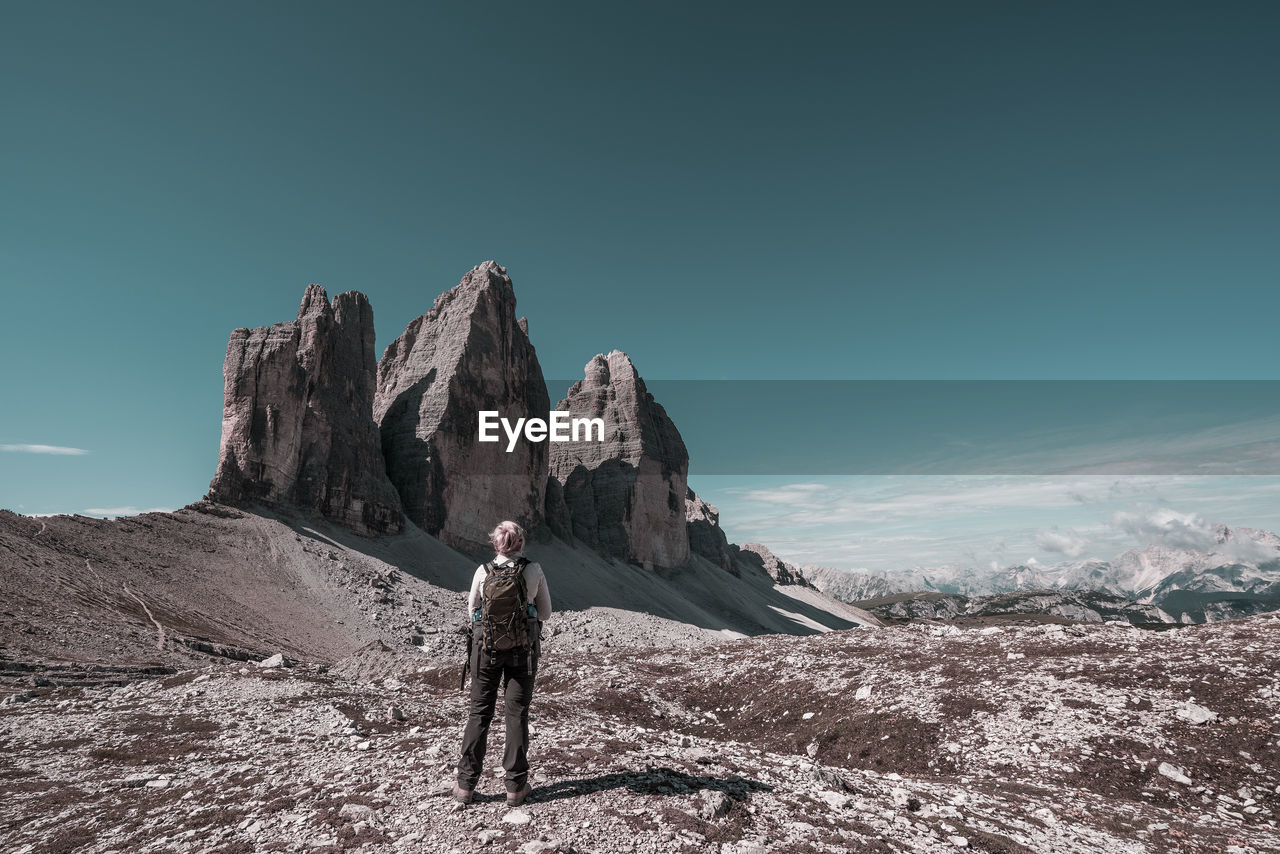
[373, 261, 549, 552]
[738, 542, 815, 588]
[208, 285, 403, 536]
[686, 488, 736, 575]
[549, 351, 690, 569]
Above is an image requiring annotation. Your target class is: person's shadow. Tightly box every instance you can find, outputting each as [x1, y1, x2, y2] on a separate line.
[474, 766, 771, 804]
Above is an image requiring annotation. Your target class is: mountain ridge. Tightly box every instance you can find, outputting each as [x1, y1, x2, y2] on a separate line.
[804, 526, 1280, 623]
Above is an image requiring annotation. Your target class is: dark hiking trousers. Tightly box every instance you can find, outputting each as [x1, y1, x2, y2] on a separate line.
[457, 641, 537, 792]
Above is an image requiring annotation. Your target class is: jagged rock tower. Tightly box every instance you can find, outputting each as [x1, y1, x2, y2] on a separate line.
[374, 261, 549, 552]
[207, 285, 404, 536]
[549, 350, 690, 569]
[738, 542, 815, 588]
[686, 487, 737, 575]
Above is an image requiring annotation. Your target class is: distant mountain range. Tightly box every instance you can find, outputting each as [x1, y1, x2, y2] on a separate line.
[852, 589, 1174, 625]
[804, 524, 1280, 623]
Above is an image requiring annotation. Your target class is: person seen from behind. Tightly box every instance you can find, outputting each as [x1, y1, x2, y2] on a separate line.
[454, 520, 551, 806]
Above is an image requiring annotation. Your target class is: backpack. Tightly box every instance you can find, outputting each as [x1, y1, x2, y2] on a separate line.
[479, 556, 533, 654]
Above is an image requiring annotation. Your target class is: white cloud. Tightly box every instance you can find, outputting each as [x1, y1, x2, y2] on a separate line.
[1102, 506, 1271, 561]
[729, 476, 1086, 526]
[1, 444, 89, 456]
[699, 473, 1280, 573]
[1111, 507, 1215, 551]
[1036, 529, 1089, 558]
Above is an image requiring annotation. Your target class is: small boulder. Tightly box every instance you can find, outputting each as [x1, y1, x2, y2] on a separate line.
[121, 773, 159, 788]
[813, 767, 849, 790]
[1176, 701, 1218, 725]
[698, 789, 732, 819]
[819, 790, 850, 810]
[340, 802, 376, 820]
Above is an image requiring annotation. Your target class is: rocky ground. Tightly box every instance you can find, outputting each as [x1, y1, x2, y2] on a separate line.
[4, 616, 1279, 854]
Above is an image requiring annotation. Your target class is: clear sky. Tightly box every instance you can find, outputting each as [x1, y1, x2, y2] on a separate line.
[2, 2, 1278, 570]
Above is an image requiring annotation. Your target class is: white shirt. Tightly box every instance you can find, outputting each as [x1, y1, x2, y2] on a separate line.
[467, 553, 552, 621]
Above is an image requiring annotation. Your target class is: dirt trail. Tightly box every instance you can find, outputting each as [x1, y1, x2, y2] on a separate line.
[122, 583, 167, 651]
[83, 558, 110, 599]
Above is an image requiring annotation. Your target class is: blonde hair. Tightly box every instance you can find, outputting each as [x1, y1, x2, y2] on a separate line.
[489, 520, 525, 556]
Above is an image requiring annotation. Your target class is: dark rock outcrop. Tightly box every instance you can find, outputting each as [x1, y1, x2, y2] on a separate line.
[686, 488, 736, 575]
[374, 261, 549, 552]
[208, 285, 403, 536]
[544, 477, 572, 543]
[737, 542, 815, 588]
[549, 351, 690, 569]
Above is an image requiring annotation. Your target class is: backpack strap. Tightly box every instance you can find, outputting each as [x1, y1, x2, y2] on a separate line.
[510, 557, 530, 605]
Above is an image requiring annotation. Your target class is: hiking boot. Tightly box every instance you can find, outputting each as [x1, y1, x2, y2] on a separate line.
[506, 783, 533, 806]
[452, 784, 475, 805]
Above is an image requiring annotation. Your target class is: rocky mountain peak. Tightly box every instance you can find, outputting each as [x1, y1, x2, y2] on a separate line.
[297, 282, 330, 318]
[557, 350, 687, 471]
[207, 285, 403, 536]
[549, 351, 690, 569]
[374, 261, 549, 553]
[739, 542, 814, 587]
[581, 349, 638, 389]
[685, 487, 735, 574]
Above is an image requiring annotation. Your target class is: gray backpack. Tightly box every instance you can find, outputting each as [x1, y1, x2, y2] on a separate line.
[479, 557, 532, 654]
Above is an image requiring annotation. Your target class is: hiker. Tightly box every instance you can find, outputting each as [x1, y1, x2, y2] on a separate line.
[454, 520, 552, 807]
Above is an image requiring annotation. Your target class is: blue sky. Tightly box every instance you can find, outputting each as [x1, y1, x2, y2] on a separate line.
[1, 3, 1278, 570]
